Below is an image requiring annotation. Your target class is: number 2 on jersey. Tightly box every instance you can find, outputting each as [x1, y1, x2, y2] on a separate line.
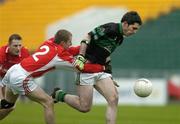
[32, 45, 50, 61]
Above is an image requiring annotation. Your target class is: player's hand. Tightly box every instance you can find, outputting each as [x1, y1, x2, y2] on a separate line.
[73, 54, 86, 71]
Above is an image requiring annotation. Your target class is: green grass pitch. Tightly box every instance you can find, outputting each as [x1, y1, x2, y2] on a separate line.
[1, 101, 180, 124]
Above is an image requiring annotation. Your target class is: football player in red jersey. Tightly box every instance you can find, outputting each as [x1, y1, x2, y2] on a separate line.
[0, 34, 30, 120]
[0, 29, 106, 123]
[0, 34, 30, 99]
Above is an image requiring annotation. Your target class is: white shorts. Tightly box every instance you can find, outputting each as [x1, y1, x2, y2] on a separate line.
[76, 72, 112, 85]
[2, 64, 38, 95]
[0, 78, 4, 87]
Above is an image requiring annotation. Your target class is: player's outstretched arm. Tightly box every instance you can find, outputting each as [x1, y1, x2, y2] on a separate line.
[82, 63, 104, 73]
[72, 35, 91, 70]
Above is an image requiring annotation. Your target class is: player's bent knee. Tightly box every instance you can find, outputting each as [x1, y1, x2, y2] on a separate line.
[79, 107, 91, 113]
[108, 94, 119, 105]
[42, 97, 54, 108]
[79, 104, 91, 113]
[0, 99, 15, 109]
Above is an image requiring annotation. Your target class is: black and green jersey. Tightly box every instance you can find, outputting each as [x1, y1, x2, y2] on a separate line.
[85, 22, 124, 64]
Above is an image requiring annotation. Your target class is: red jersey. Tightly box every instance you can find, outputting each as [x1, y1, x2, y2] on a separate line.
[20, 38, 103, 78]
[0, 45, 30, 78]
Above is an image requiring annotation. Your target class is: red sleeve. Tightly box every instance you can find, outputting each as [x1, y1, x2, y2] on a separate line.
[82, 63, 104, 73]
[0, 47, 5, 65]
[58, 46, 104, 73]
[0, 47, 5, 77]
[57, 47, 74, 63]
[21, 47, 30, 58]
[67, 46, 80, 56]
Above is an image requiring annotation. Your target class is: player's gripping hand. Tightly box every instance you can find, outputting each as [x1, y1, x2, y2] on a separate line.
[73, 54, 86, 71]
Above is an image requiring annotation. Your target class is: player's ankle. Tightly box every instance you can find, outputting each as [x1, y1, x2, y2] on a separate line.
[55, 90, 66, 102]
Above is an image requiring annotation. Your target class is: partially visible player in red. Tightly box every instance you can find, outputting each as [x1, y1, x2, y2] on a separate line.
[0, 34, 30, 119]
[0, 34, 30, 99]
[0, 29, 106, 123]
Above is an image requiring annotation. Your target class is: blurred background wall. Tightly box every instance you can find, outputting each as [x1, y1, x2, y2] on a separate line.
[1, 0, 180, 49]
[1, 0, 180, 104]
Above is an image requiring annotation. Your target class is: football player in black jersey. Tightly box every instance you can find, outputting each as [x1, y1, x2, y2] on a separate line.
[53, 11, 142, 124]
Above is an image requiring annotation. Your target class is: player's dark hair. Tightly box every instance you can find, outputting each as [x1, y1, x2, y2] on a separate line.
[121, 11, 142, 25]
[8, 34, 22, 44]
[54, 29, 72, 44]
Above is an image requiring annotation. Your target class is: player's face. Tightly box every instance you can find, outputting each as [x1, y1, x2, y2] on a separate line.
[8, 39, 22, 56]
[63, 36, 72, 50]
[123, 22, 141, 36]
